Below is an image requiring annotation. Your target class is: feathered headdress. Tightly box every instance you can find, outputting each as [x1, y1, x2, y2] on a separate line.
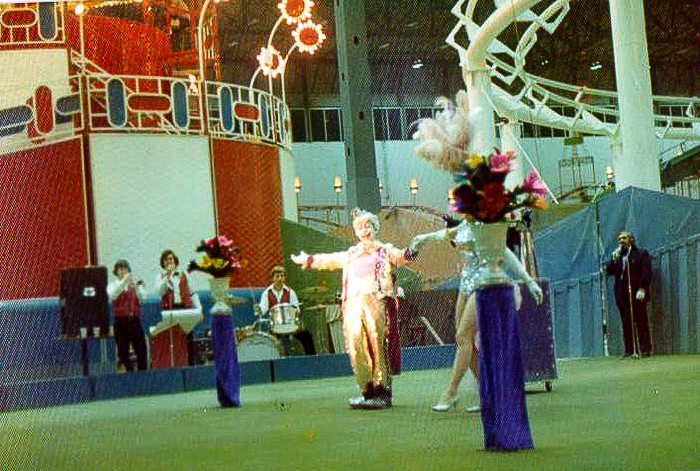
[412, 90, 471, 173]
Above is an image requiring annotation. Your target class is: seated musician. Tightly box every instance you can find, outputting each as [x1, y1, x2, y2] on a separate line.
[256, 265, 315, 355]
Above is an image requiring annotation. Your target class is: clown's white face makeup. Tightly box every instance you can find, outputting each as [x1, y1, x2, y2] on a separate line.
[354, 219, 376, 244]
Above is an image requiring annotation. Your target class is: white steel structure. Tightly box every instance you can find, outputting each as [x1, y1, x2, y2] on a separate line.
[447, 0, 700, 191]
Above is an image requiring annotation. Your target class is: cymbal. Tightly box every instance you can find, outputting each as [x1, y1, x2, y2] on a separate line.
[300, 286, 330, 295]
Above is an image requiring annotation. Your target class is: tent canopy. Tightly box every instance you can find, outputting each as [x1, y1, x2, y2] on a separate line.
[534, 187, 700, 282]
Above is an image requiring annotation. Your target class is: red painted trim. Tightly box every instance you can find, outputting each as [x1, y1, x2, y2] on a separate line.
[128, 94, 171, 112]
[234, 103, 260, 121]
[212, 140, 283, 286]
[1, 9, 37, 27]
[35, 86, 54, 134]
[0, 139, 88, 299]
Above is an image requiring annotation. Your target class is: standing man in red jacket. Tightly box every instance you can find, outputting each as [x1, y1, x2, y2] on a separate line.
[108, 259, 148, 372]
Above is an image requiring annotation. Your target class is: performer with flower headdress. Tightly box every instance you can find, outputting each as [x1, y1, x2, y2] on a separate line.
[411, 209, 543, 413]
[412, 91, 549, 450]
[291, 208, 417, 409]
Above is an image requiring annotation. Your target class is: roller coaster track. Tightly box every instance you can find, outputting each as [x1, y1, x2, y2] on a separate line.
[446, 0, 700, 149]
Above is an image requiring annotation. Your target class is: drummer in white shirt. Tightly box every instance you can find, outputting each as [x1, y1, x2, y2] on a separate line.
[255, 265, 316, 355]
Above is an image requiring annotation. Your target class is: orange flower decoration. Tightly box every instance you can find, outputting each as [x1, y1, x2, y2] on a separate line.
[292, 20, 326, 54]
[278, 0, 313, 25]
[257, 46, 285, 78]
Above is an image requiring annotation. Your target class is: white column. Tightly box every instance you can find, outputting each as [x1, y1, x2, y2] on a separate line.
[500, 121, 525, 190]
[608, 0, 660, 191]
[463, 69, 497, 156]
[609, 135, 623, 188]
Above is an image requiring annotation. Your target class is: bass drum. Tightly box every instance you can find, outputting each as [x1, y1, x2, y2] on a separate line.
[237, 333, 281, 362]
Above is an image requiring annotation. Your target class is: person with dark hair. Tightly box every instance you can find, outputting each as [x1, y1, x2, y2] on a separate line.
[154, 249, 201, 366]
[155, 249, 196, 310]
[107, 259, 148, 372]
[605, 231, 653, 358]
[256, 265, 316, 355]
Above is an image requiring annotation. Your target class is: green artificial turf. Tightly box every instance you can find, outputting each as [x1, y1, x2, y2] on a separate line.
[2, 355, 699, 471]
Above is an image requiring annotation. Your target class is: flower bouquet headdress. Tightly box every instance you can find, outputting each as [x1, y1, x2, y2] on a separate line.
[187, 236, 242, 278]
[413, 90, 547, 223]
[449, 150, 547, 222]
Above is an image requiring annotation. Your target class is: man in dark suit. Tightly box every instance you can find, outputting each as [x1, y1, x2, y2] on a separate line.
[605, 231, 653, 357]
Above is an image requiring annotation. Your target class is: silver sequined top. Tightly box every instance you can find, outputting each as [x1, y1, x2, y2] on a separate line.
[453, 223, 487, 295]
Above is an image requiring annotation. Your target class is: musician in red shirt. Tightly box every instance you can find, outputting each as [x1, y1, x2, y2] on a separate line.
[256, 265, 315, 355]
[155, 249, 195, 309]
[155, 249, 201, 365]
[107, 259, 148, 372]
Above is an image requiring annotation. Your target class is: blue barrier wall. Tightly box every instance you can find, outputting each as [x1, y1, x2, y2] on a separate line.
[0, 346, 461, 412]
[0, 288, 265, 384]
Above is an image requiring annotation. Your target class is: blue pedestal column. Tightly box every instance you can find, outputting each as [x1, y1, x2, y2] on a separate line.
[475, 284, 533, 451]
[211, 314, 240, 407]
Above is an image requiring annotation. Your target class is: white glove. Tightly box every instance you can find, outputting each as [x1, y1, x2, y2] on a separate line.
[291, 251, 308, 266]
[527, 280, 544, 305]
[504, 248, 543, 305]
[408, 235, 426, 253]
[612, 248, 620, 261]
[635, 289, 645, 301]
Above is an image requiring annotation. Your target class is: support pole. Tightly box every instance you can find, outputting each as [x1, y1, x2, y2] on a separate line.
[608, 0, 660, 191]
[334, 0, 380, 213]
[464, 69, 498, 156]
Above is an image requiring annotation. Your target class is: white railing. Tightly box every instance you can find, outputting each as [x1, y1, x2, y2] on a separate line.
[0, 3, 292, 151]
[85, 73, 200, 135]
[0, 75, 83, 156]
[204, 80, 291, 148]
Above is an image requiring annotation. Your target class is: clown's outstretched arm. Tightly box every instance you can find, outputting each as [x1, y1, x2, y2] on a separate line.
[291, 250, 346, 271]
[409, 227, 458, 253]
[385, 244, 419, 267]
[504, 248, 543, 304]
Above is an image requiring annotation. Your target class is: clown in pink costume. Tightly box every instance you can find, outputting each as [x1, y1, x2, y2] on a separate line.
[292, 208, 416, 409]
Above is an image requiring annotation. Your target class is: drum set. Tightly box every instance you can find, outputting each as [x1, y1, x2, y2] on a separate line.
[236, 303, 303, 362]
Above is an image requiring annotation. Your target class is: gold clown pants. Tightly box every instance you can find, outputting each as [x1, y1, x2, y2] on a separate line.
[343, 294, 391, 392]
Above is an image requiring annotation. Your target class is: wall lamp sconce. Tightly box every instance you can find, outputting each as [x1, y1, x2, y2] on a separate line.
[605, 166, 615, 185]
[294, 176, 302, 193]
[333, 175, 343, 193]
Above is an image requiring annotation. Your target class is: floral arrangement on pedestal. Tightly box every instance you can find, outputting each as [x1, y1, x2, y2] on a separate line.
[189, 235, 243, 409]
[187, 236, 242, 279]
